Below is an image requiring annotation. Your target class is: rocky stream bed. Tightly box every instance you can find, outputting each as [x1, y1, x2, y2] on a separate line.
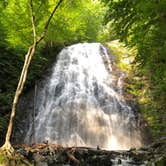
[4, 137, 163, 166]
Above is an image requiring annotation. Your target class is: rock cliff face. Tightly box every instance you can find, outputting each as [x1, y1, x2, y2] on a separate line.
[12, 87, 34, 144]
[12, 54, 56, 144]
[12, 78, 48, 144]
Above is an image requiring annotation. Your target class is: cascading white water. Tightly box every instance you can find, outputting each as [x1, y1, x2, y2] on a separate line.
[25, 43, 142, 150]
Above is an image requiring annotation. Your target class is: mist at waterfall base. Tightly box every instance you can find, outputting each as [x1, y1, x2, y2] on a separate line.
[25, 43, 142, 150]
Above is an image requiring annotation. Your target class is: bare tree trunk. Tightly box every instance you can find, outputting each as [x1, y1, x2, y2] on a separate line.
[1, 0, 64, 151]
[2, 44, 36, 150]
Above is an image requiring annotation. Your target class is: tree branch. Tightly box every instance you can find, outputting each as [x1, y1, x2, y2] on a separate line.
[37, 0, 64, 44]
[30, 0, 37, 42]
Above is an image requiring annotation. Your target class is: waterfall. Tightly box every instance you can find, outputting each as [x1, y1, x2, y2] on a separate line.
[25, 43, 142, 150]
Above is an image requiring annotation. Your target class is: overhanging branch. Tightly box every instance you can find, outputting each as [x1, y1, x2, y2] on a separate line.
[37, 0, 64, 44]
[30, 0, 36, 42]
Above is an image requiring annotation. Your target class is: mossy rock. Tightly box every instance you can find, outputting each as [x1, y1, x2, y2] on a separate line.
[154, 156, 166, 166]
[0, 152, 33, 166]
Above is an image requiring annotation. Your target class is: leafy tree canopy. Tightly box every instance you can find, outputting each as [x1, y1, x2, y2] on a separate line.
[102, 0, 166, 137]
[1, 0, 107, 49]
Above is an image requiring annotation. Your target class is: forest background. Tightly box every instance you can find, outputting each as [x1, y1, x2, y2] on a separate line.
[0, 0, 165, 146]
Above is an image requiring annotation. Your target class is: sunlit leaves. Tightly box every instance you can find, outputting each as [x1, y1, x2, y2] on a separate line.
[1, 0, 32, 48]
[1, 0, 107, 48]
[46, 0, 107, 44]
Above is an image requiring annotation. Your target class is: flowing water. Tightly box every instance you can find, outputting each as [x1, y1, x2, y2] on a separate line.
[25, 43, 142, 150]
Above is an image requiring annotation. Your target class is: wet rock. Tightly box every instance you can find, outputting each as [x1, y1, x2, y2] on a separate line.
[13, 139, 166, 166]
[117, 159, 121, 164]
[16, 148, 28, 157]
[33, 152, 45, 165]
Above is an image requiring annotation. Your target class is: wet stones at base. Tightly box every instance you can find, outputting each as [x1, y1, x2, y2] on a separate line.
[14, 137, 166, 166]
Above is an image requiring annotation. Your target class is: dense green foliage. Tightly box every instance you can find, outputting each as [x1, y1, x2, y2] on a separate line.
[1, 0, 107, 48]
[103, 0, 166, 138]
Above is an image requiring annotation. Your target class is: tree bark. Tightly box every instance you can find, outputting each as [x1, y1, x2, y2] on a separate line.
[1, 0, 64, 151]
[2, 44, 36, 150]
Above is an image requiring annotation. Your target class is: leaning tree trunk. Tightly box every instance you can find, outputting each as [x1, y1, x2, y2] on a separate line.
[1, 44, 36, 151]
[0, 0, 64, 152]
